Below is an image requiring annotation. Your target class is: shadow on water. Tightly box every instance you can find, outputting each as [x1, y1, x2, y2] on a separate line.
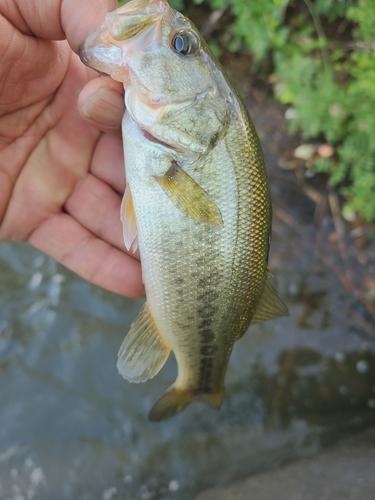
[1, 83, 375, 500]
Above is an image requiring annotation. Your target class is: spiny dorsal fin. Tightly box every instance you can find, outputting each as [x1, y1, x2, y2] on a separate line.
[121, 185, 138, 253]
[154, 161, 223, 229]
[251, 280, 289, 326]
[117, 303, 171, 383]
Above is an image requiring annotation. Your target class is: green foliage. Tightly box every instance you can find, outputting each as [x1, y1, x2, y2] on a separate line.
[220, 0, 375, 220]
[208, 0, 290, 58]
[284, 1, 375, 220]
[195, 0, 374, 220]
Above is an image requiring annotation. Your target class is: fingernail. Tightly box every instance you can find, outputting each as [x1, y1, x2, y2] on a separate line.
[82, 87, 124, 127]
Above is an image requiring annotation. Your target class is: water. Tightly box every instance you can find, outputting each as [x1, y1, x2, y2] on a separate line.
[0, 234, 375, 500]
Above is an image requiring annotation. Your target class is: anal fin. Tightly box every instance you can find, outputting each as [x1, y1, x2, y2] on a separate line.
[117, 303, 171, 383]
[251, 280, 289, 326]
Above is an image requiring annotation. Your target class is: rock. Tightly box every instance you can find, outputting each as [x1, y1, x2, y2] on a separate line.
[193, 427, 375, 500]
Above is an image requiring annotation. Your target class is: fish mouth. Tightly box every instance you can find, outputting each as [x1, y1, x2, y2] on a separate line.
[79, 0, 168, 81]
[79, 25, 124, 80]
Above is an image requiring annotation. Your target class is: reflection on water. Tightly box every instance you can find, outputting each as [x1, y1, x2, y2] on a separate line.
[0, 240, 375, 500]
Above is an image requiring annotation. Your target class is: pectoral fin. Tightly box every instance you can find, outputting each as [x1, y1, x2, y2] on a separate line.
[121, 185, 138, 253]
[251, 280, 289, 326]
[154, 161, 223, 229]
[117, 303, 171, 383]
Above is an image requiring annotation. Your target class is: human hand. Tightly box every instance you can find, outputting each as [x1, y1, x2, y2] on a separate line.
[0, 0, 144, 297]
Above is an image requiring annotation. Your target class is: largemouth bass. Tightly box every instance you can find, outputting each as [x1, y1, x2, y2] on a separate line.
[79, 0, 288, 421]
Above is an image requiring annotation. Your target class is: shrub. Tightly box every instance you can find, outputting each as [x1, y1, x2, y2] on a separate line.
[205, 0, 375, 220]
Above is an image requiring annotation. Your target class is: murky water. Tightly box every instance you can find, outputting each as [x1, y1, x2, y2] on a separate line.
[1, 233, 375, 500]
[1, 96, 375, 500]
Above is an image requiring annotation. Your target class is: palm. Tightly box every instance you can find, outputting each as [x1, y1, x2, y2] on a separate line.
[0, 12, 143, 297]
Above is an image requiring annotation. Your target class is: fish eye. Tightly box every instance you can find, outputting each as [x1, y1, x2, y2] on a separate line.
[170, 30, 199, 56]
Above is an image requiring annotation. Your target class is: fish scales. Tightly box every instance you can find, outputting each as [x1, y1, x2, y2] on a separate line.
[124, 115, 239, 394]
[79, 0, 288, 421]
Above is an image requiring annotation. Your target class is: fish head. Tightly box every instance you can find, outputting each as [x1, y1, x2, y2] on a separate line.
[80, 0, 230, 154]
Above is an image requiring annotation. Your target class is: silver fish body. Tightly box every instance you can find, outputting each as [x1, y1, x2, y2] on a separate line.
[79, 0, 288, 421]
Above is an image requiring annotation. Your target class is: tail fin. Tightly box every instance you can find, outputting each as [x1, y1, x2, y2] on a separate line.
[148, 385, 224, 422]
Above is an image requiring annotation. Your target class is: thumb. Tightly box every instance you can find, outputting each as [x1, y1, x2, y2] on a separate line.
[62, 0, 118, 52]
[6, 0, 117, 51]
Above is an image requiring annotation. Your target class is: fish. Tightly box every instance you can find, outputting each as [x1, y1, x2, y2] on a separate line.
[79, 0, 289, 421]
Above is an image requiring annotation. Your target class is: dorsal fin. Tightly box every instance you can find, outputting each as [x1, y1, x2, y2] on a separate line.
[117, 303, 171, 383]
[251, 280, 289, 326]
